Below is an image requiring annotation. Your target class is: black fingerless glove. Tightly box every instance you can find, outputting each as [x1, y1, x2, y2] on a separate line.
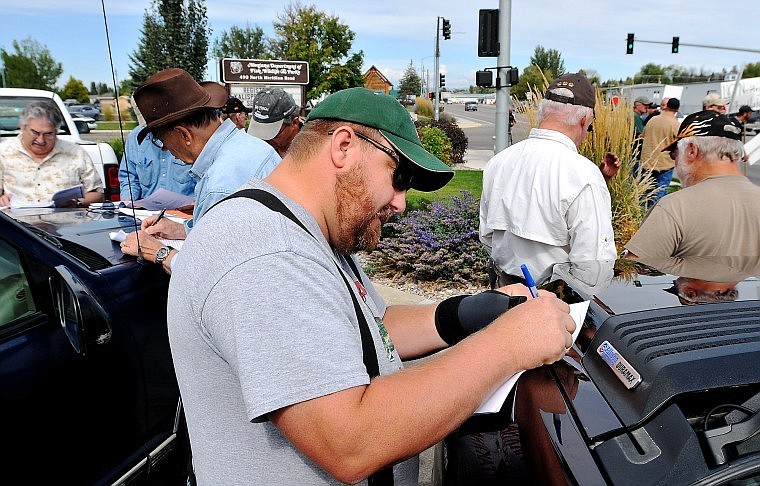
[434, 290, 527, 345]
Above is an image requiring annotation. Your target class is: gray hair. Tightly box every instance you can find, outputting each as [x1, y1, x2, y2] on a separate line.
[677, 136, 745, 163]
[20, 100, 62, 128]
[538, 88, 592, 126]
[673, 278, 738, 304]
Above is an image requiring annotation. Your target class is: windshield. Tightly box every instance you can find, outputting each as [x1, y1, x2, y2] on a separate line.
[0, 96, 72, 138]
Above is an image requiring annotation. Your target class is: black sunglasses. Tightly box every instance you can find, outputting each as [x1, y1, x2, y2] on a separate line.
[327, 129, 414, 191]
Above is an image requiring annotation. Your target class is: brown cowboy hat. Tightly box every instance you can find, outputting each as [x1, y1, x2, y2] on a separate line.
[134, 68, 228, 144]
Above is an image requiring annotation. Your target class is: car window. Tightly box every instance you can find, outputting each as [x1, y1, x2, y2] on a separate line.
[0, 96, 71, 137]
[0, 238, 36, 327]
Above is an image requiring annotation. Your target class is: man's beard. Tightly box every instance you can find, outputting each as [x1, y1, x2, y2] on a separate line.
[675, 152, 694, 188]
[333, 162, 393, 253]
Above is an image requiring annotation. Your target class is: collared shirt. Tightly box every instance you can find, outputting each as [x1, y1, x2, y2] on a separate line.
[0, 134, 102, 204]
[185, 119, 281, 233]
[118, 126, 195, 201]
[479, 128, 616, 284]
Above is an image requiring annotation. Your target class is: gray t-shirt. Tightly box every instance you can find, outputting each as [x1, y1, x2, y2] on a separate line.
[167, 179, 418, 485]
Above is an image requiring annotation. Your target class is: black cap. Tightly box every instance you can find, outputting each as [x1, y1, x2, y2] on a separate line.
[738, 105, 753, 115]
[544, 73, 596, 109]
[662, 110, 743, 152]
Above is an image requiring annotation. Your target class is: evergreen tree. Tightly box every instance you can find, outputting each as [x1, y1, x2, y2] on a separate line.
[398, 61, 422, 97]
[128, 0, 211, 88]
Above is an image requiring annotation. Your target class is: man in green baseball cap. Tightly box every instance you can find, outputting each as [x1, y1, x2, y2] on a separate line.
[166, 87, 573, 484]
[307, 87, 455, 191]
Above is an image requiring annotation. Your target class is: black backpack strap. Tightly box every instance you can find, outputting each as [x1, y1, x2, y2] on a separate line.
[218, 189, 393, 484]
[219, 189, 383, 379]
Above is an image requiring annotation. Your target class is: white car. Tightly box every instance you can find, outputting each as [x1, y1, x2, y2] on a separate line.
[70, 114, 98, 132]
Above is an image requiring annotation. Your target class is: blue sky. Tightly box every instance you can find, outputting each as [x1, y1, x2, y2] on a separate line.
[1, 0, 759, 92]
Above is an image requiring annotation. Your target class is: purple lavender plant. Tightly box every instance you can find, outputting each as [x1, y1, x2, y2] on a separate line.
[366, 191, 489, 286]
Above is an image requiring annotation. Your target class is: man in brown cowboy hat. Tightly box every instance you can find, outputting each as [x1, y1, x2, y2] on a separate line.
[120, 68, 281, 273]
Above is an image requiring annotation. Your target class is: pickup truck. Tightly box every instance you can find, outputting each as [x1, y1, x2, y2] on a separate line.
[0, 87, 120, 200]
[0, 205, 190, 483]
[439, 257, 760, 485]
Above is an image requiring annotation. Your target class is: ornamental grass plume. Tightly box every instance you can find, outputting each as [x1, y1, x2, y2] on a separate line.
[514, 69, 653, 253]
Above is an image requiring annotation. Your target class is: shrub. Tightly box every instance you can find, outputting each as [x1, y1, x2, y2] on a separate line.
[418, 126, 453, 166]
[416, 119, 468, 164]
[415, 97, 434, 118]
[108, 138, 125, 161]
[366, 191, 489, 287]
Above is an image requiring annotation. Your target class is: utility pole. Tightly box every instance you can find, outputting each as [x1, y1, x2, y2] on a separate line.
[494, 0, 512, 153]
[434, 17, 441, 121]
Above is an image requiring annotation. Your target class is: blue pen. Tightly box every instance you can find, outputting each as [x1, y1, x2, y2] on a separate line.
[520, 264, 539, 298]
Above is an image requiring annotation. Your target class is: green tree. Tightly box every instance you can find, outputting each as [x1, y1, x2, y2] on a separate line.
[397, 61, 422, 97]
[213, 23, 269, 59]
[269, 2, 364, 100]
[634, 63, 670, 84]
[128, 0, 211, 88]
[743, 62, 760, 78]
[0, 37, 62, 90]
[510, 64, 549, 100]
[89, 81, 97, 94]
[60, 76, 91, 103]
[530, 46, 565, 78]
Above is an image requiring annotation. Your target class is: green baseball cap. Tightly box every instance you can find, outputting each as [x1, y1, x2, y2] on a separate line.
[307, 88, 454, 191]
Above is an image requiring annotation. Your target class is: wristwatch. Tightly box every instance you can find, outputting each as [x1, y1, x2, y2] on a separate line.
[154, 246, 175, 265]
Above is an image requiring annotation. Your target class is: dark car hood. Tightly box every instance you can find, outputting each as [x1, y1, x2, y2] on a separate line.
[549, 256, 760, 315]
[2, 207, 141, 267]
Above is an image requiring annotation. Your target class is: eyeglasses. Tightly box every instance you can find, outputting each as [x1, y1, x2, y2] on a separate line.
[26, 128, 56, 141]
[327, 129, 413, 191]
[328, 129, 400, 165]
[668, 147, 679, 161]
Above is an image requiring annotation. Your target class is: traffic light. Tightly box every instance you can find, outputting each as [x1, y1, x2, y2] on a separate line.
[429, 92, 434, 99]
[442, 19, 451, 40]
[440, 74, 446, 88]
[626, 33, 634, 54]
[671, 36, 680, 54]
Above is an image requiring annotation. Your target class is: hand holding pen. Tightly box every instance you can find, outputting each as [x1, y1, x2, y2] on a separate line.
[520, 264, 540, 298]
[150, 208, 166, 227]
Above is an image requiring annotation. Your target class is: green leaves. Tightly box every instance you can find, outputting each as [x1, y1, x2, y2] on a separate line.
[0, 37, 62, 90]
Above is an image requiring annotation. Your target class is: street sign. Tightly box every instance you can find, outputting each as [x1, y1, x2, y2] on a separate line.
[220, 58, 309, 85]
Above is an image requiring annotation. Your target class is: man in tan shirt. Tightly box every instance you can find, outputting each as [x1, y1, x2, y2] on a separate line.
[625, 110, 758, 258]
[0, 100, 103, 208]
[640, 97, 681, 207]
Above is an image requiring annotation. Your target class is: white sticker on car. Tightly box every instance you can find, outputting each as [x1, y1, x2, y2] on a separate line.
[597, 340, 642, 389]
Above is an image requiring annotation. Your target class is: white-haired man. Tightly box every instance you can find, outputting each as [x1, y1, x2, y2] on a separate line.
[625, 110, 760, 258]
[480, 73, 617, 286]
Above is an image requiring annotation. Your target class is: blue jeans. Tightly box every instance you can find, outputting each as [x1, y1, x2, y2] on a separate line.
[647, 168, 674, 207]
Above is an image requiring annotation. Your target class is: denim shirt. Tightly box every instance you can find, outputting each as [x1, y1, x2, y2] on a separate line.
[118, 126, 195, 201]
[185, 119, 281, 233]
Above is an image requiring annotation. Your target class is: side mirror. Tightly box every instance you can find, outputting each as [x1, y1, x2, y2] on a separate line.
[51, 265, 111, 355]
[73, 120, 90, 133]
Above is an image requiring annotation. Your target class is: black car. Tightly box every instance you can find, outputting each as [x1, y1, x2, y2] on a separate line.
[0, 207, 189, 484]
[440, 257, 760, 485]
